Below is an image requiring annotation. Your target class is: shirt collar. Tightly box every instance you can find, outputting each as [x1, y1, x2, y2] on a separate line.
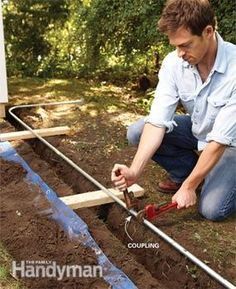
[181, 32, 226, 73]
[213, 32, 226, 73]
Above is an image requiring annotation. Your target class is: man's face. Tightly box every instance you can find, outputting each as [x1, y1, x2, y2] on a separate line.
[167, 26, 213, 65]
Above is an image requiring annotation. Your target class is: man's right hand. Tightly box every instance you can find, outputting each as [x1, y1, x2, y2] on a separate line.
[111, 164, 137, 191]
[111, 125, 165, 192]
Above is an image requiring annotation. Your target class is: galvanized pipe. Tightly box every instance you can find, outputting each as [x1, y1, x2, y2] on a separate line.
[8, 101, 235, 289]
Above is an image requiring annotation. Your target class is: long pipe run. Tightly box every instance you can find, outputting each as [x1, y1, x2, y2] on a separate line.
[8, 101, 235, 289]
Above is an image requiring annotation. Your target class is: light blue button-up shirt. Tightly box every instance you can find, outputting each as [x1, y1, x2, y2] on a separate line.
[145, 33, 236, 150]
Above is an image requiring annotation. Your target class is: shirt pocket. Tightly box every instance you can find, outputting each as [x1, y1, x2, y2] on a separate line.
[179, 92, 195, 115]
[207, 96, 227, 120]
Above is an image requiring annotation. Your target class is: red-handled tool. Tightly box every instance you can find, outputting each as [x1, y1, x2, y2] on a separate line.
[137, 201, 177, 221]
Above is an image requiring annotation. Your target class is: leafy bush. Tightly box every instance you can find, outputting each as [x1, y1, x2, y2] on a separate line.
[2, 0, 235, 78]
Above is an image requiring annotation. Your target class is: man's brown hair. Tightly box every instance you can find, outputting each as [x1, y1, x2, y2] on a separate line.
[158, 0, 217, 36]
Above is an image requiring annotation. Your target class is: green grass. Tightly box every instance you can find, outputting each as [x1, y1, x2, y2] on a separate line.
[0, 242, 24, 289]
[0, 266, 8, 280]
[8, 77, 141, 114]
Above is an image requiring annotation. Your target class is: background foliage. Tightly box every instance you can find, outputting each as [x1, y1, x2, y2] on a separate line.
[2, 0, 235, 78]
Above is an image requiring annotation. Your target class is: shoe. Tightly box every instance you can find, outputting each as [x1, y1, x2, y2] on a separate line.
[157, 178, 182, 194]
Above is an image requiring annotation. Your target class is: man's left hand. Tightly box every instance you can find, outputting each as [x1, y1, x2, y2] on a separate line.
[172, 185, 197, 209]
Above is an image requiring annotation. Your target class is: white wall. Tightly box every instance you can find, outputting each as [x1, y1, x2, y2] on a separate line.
[0, 0, 8, 103]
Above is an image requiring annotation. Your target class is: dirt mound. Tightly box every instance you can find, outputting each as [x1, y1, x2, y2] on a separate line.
[0, 159, 107, 289]
[0, 158, 26, 186]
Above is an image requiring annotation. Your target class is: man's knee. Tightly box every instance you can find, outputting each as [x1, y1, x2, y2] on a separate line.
[199, 199, 226, 221]
[127, 125, 140, 146]
[126, 118, 145, 146]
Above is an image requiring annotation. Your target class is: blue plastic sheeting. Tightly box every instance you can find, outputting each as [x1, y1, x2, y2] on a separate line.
[0, 141, 137, 289]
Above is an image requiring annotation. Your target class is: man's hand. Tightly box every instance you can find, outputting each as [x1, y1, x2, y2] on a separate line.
[172, 184, 197, 209]
[111, 164, 137, 191]
[111, 124, 165, 192]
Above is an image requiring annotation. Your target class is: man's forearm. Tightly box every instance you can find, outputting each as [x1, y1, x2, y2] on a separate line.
[130, 123, 165, 178]
[183, 141, 226, 190]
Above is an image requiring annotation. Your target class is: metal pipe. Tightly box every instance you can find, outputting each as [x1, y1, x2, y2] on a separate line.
[8, 101, 235, 289]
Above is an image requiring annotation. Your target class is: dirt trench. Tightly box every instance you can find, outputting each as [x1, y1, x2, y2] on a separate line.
[29, 136, 226, 289]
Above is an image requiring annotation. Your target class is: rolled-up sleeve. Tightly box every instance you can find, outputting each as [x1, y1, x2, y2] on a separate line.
[145, 53, 179, 133]
[206, 89, 236, 146]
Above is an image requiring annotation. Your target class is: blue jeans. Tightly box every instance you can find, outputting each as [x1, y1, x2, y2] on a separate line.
[127, 114, 236, 220]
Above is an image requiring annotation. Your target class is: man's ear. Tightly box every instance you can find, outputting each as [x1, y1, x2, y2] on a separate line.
[203, 25, 214, 39]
